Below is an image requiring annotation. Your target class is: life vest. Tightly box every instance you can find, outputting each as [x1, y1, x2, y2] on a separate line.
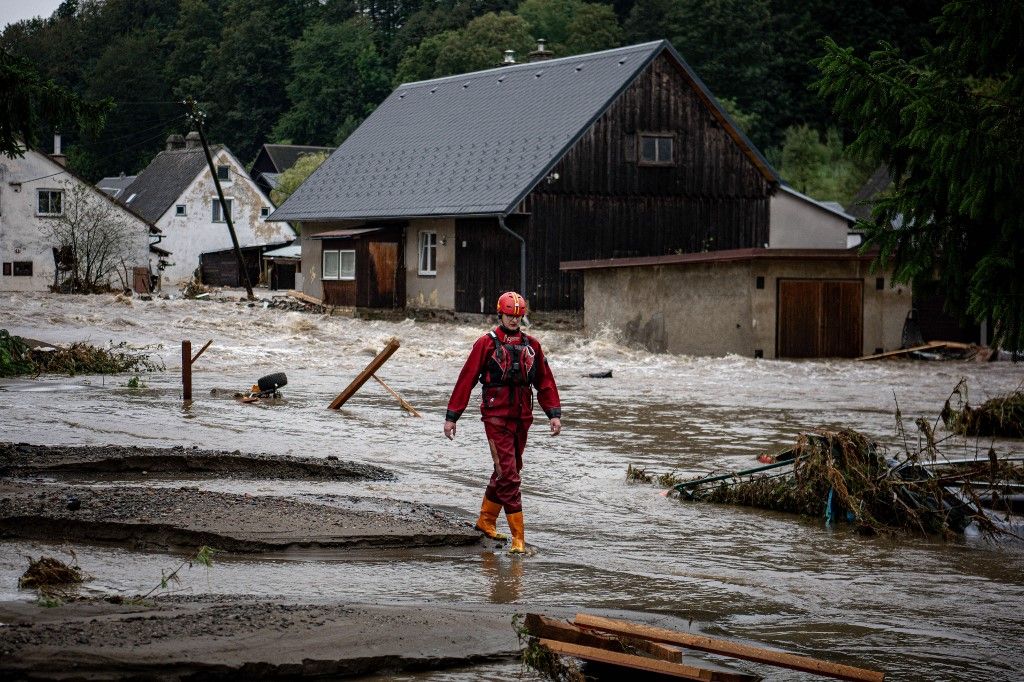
[480, 330, 537, 387]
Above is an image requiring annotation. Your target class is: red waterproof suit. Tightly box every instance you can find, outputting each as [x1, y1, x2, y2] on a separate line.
[446, 326, 561, 513]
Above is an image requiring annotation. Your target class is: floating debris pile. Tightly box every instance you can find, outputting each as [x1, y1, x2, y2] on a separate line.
[942, 379, 1024, 438]
[641, 427, 1022, 538]
[0, 329, 161, 377]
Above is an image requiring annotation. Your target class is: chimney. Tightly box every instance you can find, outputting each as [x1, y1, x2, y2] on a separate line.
[528, 39, 554, 62]
[185, 131, 202, 149]
[50, 132, 67, 167]
[166, 133, 185, 151]
[502, 49, 516, 65]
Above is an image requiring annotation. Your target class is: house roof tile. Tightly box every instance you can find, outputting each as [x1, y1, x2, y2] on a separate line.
[121, 147, 222, 223]
[273, 41, 772, 222]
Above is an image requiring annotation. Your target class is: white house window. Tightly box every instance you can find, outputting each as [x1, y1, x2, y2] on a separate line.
[37, 189, 63, 216]
[217, 165, 231, 181]
[212, 198, 232, 222]
[175, 204, 187, 217]
[418, 231, 437, 275]
[323, 249, 355, 280]
[13, 261, 33, 276]
[638, 134, 674, 165]
[260, 206, 270, 218]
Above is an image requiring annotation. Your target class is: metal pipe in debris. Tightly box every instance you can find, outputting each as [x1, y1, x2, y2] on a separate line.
[672, 457, 800, 492]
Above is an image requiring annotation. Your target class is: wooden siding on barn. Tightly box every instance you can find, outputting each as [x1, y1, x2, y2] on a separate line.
[457, 51, 773, 312]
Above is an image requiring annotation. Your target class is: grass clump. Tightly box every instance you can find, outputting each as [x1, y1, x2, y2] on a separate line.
[625, 463, 652, 483]
[942, 379, 1024, 438]
[0, 330, 34, 377]
[19, 556, 85, 589]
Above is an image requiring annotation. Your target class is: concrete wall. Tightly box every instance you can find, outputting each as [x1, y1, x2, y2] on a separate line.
[583, 257, 910, 358]
[769, 189, 849, 249]
[156, 149, 294, 286]
[405, 218, 455, 310]
[0, 150, 150, 292]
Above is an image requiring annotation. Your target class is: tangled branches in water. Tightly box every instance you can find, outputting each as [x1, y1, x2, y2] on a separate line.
[942, 378, 1024, 438]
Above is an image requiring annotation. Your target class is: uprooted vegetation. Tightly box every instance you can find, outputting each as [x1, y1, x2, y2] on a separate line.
[942, 379, 1024, 438]
[0, 329, 162, 377]
[634, 384, 1023, 539]
[19, 556, 85, 590]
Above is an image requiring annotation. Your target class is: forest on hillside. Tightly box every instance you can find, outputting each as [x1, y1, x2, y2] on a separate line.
[2, 0, 941, 200]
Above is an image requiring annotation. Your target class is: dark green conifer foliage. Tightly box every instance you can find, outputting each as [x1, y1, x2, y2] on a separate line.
[815, 1, 1024, 351]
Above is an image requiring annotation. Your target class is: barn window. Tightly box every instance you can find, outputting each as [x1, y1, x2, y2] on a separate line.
[212, 198, 232, 222]
[418, 231, 437, 275]
[323, 249, 355, 280]
[37, 189, 63, 215]
[638, 134, 674, 165]
[13, 261, 33, 276]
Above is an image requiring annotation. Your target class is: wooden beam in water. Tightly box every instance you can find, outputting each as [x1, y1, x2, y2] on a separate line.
[574, 614, 884, 682]
[328, 337, 401, 410]
[524, 614, 682, 663]
[539, 639, 757, 682]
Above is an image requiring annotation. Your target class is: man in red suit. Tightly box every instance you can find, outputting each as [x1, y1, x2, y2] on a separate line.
[444, 291, 562, 554]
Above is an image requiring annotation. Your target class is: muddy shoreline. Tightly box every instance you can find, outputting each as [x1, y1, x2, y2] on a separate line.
[0, 444, 486, 554]
[0, 596, 525, 679]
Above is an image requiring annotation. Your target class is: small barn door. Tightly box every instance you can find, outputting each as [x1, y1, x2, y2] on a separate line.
[777, 279, 863, 358]
[132, 267, 150, 294]
[366, 241, 398, 308]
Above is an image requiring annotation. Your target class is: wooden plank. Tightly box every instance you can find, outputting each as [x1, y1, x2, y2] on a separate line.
[856, 342, 947, 361]
[328, 337, 401, 410]
[574, 615, 884, 682]
[371, 374, 421, 417]
[181, 340, 192, 402]
[287, 289, 322, 306]
[190, 339, 212, 365]
[524, 614, 682, 663]
[539, 639, 757, 682]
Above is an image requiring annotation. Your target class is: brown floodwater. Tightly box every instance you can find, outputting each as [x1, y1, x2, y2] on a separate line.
[2, 292, 1023, 681]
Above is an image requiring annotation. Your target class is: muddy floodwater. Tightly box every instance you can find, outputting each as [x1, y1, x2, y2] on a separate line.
[2, 292, 1023, 681]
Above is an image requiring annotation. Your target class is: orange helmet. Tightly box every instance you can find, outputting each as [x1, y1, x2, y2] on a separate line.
[496, 291, 527, 317]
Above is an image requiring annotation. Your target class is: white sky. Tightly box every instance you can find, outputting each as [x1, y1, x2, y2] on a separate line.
[1, 0, 65, 31]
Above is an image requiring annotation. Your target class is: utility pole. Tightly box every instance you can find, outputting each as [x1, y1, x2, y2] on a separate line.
[183, 97, 255, 300]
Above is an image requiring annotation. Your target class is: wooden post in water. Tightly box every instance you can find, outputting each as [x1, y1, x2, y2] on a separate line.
[182, 340, 192, 402]
[329, 337, 401, 410]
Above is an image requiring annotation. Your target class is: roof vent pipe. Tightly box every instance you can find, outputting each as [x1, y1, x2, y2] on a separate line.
[528, 39, 554, 62]
[503, 49, 516, 65]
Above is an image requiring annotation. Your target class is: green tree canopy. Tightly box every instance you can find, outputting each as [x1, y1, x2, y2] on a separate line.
[770, 125, 868, 205]
[270, 151, 330, 210]
[273, 18, 390, 145]
[396, 12, 533, 82]
[815, 0, 1024, 351]
[0, 47, 107, 158]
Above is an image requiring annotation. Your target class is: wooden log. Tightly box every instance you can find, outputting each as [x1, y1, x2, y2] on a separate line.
[371, 374, 421, 417]
[538, 639, 758, 682]
[856, 342, 947, 361]
[574, 614, 884, 682]
[525, 614, 683, 663]
[181, 340, 192, 402]
[328, 337, 401, 410]
[191, 339, 212, 365]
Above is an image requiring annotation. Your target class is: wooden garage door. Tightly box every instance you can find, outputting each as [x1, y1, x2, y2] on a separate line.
[777, 279, 863, 358]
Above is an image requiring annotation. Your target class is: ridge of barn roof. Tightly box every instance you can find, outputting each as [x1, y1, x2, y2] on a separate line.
[270, 40, 778, 223]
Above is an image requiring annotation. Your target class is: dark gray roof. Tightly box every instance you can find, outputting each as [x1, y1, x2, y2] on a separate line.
[271, 41, 776, 222]
[121, 147, 222, 223]
[262, 144, 334, 172]
[846, 165, 892, 220]
[97, 174, 136, 199]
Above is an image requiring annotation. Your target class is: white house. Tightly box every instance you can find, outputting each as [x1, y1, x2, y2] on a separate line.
[120, 133, 295, 286]
[0, 139, 157, 293]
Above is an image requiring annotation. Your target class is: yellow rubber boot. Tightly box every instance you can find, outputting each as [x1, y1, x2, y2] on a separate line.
[474, 497, 507, 541]
[507, 511, 526, 554]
